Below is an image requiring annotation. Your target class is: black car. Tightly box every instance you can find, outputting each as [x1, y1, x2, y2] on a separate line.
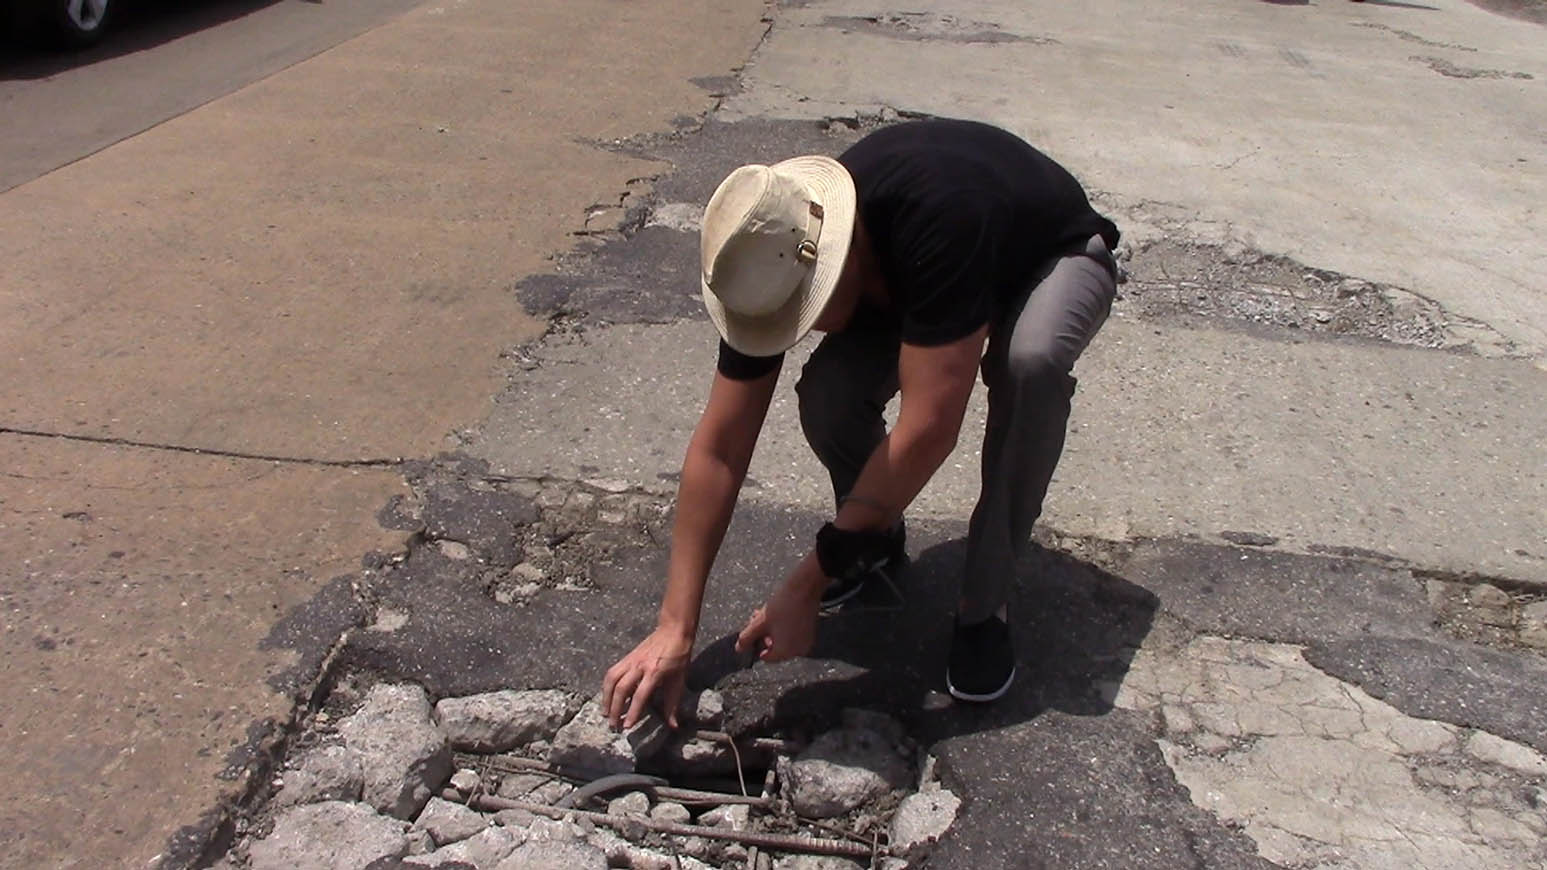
[5, 0, 114, 47]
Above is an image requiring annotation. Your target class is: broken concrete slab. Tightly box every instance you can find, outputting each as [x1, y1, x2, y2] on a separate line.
[273, 744, 364, 809]
[548, 698, 672, 775]
[779, 723, 912, 819]
[889, 788, 961, 851]
[435, 688, 582, 753]
[495, 840, 609, 870]
[247, 801, 408, 870]
[338, 683, 454, 820]
[1120, 636, 1546, 870]
[412, 796, 490, 847]
[402, 824, 524, 868]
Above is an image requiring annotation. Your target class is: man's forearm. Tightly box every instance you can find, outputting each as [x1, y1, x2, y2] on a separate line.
[657, 443, 746, 636]
[832, 418, 958, 532]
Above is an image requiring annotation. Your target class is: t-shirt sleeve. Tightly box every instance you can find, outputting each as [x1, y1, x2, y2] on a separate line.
[715, 339, 784, 381]
[889, 196, 1005, 346]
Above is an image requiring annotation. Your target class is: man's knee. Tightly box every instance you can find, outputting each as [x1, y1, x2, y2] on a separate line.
[1002, 343, 1077, 400]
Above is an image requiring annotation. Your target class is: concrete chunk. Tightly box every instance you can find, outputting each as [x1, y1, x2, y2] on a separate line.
[889, 787, 961, 850]
[780, 725, 911, 819]
[339, 683, 454, 819]
[548, 697, 670, 774]
[274, 744, 364, 808]
[495, 840, 608, 870]
[412, 796, 488, 846]
[248, 801, 408, 870]
[435, 688, 580, 752]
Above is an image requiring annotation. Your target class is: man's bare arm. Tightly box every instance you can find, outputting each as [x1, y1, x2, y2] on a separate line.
[603, 366, 778, 727]
[735, 326, 987, 662]
[833, 325, 987, 532]
[658, 368, 780, 635]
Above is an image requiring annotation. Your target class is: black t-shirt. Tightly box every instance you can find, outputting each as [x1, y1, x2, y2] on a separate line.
[717, 119, 1118, 380]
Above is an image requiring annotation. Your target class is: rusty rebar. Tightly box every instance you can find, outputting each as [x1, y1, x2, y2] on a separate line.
[443, 790, 881, 859]
[690, 729, 804, 755]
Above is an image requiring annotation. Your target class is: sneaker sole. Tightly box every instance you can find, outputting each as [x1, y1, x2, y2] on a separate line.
[946, 666, 1016, 703]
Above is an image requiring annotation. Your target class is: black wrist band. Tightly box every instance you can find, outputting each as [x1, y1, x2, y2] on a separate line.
[815, 522, 896, 580]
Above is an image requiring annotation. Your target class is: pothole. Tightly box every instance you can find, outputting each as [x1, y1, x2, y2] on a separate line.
[1422, 576, 1547, 654]
[213, 678, 954, 869]
[1118, 239, 1520, 356]
[376, 454, 674, 609]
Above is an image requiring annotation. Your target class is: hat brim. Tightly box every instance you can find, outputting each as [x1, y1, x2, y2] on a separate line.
[701, 155, 857, 359]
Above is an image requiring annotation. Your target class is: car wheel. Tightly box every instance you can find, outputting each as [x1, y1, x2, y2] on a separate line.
[51, 0, 111, 47]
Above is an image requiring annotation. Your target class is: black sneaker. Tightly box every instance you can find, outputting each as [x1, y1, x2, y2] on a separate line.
[819, 522, 906, 610]
[947, 613, 1015, 702]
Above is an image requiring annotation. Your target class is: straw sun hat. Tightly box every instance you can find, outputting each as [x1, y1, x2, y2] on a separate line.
[700, 155, 857, 357]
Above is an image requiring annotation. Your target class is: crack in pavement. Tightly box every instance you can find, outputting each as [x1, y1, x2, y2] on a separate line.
[1125, 637, 1547, 870]
[0, 425, 405, 469]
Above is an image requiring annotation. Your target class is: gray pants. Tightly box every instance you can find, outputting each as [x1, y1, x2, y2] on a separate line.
[795, 234, 1117, 624]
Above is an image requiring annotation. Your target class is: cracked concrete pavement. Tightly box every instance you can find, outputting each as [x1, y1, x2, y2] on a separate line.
[5, 0, 1547, 867]
[0, 0, 769, 866]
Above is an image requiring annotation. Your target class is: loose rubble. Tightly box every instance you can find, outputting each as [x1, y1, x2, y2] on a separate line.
[247, 801, 408, 870]
[435, 688, 581, 753]
[337, 683, 453, 820]
[223, 682, 947, 869]
[272, 744, 363, 808]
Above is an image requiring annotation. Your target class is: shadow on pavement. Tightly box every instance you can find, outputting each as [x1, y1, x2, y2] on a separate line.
[0, 0, 286, 80]
[698, 535, 1159, 748]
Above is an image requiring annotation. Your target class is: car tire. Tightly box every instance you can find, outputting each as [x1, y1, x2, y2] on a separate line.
[50, 0, 111, 47]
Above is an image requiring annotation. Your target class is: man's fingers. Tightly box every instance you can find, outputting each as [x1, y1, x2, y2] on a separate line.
[606, 667, 641, 728]
[735, 608, 767, 655]
[662, 678, 686, 730]
[600, 663, 623, 718]
[624, 672, 659, 729]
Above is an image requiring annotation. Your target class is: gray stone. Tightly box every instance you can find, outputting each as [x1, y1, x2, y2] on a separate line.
[493, 807, 538, 828]
[274, 744, 364, 808]
[248, 801, 408, 870]
[676, 689, 726, 726]
[435, 688, 579, 753]
[339, 683, 454, 819]
[495, 772, 549, 799]
[413, 796, 488, 846]
[548, 698, 671, 774]
[448, 768, 481, 794]
[405, 830, 435, 856]
[403, 825, 524, 868]
[889, 788, 961, 850]
[699, 803, 749, 830]
[649, 801, 691, 825]
[525, 816, 585, 843]
[606, 790, 650, 817]
[586, 829, 679, 870]
[772, 857, 865, 870]
[526, 779, 574, 805]
[780, 725, 912, 819]
[496, 841, 608, 870]
[661, 736, 738, 777]
[1521, 601, 1547, 649]
[1465, 731, 1547, 776]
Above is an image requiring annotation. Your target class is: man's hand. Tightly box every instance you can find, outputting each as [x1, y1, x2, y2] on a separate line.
[602, 626, 693, 730]
[735, 553, 826, 663]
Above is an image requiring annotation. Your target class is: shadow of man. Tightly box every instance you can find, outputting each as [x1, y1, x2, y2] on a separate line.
[687, 534, 1159, 750]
